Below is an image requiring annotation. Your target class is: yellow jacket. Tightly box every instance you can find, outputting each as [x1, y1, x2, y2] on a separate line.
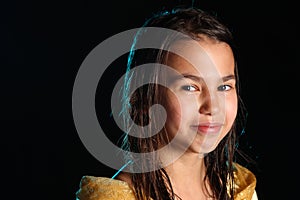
[76, 163, 257, 200]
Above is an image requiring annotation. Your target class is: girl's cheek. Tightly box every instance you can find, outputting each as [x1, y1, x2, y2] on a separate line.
[164, 93, 181, 116]
[226, 96, 238, 124]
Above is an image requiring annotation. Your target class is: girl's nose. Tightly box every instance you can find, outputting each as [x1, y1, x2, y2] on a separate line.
[198, 90, 220, 115]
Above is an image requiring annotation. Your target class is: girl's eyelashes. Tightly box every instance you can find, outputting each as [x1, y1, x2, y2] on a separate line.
[180, 84, 234, 92]
[181, 85, 199, 92]
[217, 84, 233, 91]
[176, 80, 235, 93]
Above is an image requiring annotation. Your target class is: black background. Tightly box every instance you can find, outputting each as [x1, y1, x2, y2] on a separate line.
[2, 0, 299, 199]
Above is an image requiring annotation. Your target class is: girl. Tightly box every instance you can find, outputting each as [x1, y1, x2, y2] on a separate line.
[76, 6, 258, 200]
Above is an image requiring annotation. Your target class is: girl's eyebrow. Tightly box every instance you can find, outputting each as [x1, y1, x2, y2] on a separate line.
[222, 74, 236, 82]
[174, 74, 236, 82]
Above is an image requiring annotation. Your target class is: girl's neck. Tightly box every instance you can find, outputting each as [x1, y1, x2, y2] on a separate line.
[164, 152, 212, 200]
[164, 152, 206, 185]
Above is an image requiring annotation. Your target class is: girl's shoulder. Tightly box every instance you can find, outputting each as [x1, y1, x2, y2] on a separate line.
[75, 165, 257, 200]
[75, 176, 136, 200]
[232, 162, 257, 200]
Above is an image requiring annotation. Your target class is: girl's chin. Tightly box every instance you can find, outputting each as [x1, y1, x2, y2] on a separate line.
[189, 141, 218, 155]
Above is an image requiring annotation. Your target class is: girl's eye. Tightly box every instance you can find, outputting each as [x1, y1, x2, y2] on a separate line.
[181, 85, 198, 92]
[217, 85, 232, 91]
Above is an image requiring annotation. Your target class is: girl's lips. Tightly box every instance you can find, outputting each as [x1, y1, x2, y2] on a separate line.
[191, 123, 223, 134]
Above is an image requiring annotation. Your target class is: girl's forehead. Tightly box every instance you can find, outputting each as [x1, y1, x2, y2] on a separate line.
[165, 40, 235, 78]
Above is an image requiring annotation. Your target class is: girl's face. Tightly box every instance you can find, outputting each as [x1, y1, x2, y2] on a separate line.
[163, 37, 237, 155]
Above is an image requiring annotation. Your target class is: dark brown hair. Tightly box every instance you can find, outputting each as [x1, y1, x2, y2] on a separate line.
[120, 6, 248, 200]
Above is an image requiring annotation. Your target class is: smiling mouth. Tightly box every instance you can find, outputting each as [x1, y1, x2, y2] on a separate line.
[191, 123, 223, 134]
